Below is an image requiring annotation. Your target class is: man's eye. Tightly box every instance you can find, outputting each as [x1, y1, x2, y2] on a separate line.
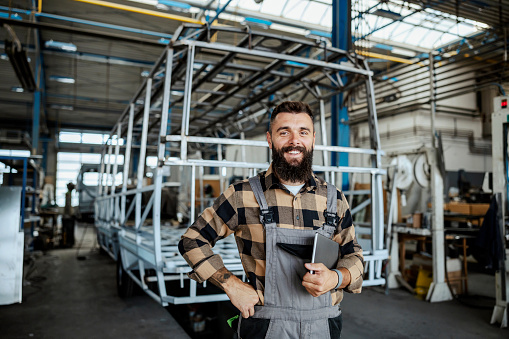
[280, 131, 288, 136]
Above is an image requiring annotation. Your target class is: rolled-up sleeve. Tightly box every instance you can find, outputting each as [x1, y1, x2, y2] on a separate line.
[334, 191, 364, 293]
[178, 185, 237, 283]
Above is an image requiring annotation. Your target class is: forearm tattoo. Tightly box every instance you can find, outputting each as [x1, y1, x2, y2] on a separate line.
[210, 267, 232, 290]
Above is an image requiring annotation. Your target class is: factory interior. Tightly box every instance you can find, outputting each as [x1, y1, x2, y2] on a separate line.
[0, 0, 508, 338]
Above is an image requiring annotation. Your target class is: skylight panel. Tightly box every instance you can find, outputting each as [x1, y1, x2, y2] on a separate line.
[283, 0, 308, 21]
[417, 30, 443, 49]
[402, 13, 423, 26]
[259, 0, 285, 16]
[402, 26, 429, 44]
[434, 21, 457, 33]
[436, 33, 459, 47]
[456, 22, 477, 36]
[373, 21, 414, 42]
[303, 2, 329, 25]
[319, 7, 332, 27]
[236, 0, 261, 11]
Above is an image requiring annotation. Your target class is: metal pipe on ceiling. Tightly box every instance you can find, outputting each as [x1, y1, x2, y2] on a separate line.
[0, 17, 165, 46]
[356, 49, 425, 65]
[73, 0, 202, 24]
[0, 6, 174, 39]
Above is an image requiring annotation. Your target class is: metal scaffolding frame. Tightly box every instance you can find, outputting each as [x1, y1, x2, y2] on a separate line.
[95, 24, 387, 306]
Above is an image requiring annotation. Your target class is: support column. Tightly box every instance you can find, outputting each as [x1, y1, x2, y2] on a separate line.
[331, 0, 351, 190]
[427, 55, 452, 302]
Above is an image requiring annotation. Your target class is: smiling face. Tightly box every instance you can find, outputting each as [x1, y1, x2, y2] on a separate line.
[267, 112, 316, 184]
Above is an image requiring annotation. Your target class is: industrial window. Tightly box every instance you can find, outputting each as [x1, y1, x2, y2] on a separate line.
[57, 131, 128, 207]
[0, 150, 30, 186]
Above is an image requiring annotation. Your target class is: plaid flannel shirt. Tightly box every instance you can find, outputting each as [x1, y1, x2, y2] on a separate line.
[178, 164, 364, 305]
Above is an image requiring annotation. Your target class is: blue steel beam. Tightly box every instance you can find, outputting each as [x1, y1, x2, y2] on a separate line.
[32, 17, 45, 155]
[0, 6, 173, 40]
[208, 0, 233, 24]
[331, 0, 350, 191]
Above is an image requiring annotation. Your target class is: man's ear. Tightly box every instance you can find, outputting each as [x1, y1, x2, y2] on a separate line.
[313, 131, 316, 148]
[267, 131, 272, 149]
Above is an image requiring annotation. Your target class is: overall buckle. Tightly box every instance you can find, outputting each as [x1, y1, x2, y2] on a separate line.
[261, 209, 274, 224]
[324, 211, 339, 227]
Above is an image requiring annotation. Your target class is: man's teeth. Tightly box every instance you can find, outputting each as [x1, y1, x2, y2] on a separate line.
[288, 150, 300, 154]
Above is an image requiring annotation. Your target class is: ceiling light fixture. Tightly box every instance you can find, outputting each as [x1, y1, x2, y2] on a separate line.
[45, 40, 77, 52]
[50, 104, 74, 111]
[49, 75, 75, 84]
[11, 86, 24, 93]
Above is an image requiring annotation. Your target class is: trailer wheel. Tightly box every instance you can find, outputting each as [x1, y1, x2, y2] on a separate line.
[96, 233, 106, 255]
[116, 254, 134, 298]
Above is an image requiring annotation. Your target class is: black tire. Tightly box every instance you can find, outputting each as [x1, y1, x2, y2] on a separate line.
[116, 254, 134, 298]
[96, 233, 106, 255]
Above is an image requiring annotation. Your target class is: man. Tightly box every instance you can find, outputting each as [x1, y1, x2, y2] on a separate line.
[179, 101, 364, 338]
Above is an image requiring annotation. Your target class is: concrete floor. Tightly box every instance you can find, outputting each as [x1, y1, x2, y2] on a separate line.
[0, 223, 189, 339]
[0, 223, 506, 339]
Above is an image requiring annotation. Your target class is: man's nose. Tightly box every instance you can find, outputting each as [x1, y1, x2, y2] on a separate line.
[288, 132, 302, 145]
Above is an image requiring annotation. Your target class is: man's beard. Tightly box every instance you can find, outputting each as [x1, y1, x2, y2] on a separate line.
[272, 145, 313, 183]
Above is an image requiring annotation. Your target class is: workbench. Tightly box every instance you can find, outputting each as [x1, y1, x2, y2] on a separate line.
[391, 225, 477, 294]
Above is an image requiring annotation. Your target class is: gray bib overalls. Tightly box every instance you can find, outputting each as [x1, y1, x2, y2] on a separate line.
[238, 176, 342, 339]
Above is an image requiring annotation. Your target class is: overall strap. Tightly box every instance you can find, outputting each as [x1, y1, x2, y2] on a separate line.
[321, 182, 339, 238]
[248, 176, 274, 227]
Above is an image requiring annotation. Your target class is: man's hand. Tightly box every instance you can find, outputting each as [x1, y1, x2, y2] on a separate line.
[210, 268, 259, 318]
[302, 263, 351, 297]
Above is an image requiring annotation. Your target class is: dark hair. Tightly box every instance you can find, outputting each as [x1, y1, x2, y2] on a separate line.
[269, 101, 314, 133]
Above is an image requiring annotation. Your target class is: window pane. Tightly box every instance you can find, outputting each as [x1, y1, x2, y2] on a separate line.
[83, 172, 99, 186]
[104, 154, 125, 165]
[82, 133, 105, 144]
[59, 132, 81, 143]
[146, 156, 158, 167]
[57, 163, 82, 171]
[56, 196, 65, 207]
[81, 153, 101, 164]
[57, 172, 77, 180]
[58, 152, 82, 162]
[0, 149, 30, 157]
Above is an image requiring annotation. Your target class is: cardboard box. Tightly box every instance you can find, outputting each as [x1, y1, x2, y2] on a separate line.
[412, 213, 422, 228]
[470, 203, 489, 216]
[447, 278, 463, 295]
[403, 213, 423, 228]
[447, 202, 470, 214]
[445, 202, 490, 216]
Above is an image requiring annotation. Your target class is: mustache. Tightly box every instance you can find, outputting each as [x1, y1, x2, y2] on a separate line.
[281, 145, 306, 153]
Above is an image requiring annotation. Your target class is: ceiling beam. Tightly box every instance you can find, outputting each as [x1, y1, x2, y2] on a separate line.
[0, 17, 165, 47]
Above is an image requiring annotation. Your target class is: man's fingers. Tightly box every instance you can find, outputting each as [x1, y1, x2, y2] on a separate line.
[305, 262, 327, 272]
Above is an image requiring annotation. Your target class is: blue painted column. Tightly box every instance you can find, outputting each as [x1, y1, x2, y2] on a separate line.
[331, 0, 351, 191]
[32, 19, 45, 156]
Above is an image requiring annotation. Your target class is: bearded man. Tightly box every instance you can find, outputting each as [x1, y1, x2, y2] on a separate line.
[179, 101, 364, 338]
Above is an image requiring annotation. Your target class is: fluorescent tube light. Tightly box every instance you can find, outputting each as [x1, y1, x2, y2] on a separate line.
[49, 75, 75, 84]
[50, 104, 74, 111]
[45, 40, 77, 52]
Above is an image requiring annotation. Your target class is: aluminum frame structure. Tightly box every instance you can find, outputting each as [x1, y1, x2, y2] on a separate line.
[95, 23, 387, 306]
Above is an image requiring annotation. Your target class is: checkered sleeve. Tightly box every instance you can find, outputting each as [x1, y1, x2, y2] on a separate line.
[334, 190, 365, 293]
[178, 184, 238, 283]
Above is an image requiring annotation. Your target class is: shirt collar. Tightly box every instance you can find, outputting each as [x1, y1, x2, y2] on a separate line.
[263, 163, 321, 192]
